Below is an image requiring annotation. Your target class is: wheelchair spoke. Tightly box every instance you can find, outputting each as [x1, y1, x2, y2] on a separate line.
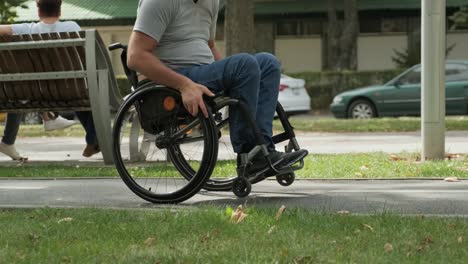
[173, 136, 205, 145]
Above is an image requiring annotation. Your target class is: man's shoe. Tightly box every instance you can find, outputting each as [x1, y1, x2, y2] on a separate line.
[238, 149, 308, 177]
[44, 116, 79, 131]
[0, 143, 28, 161]
[82, 144, 100, 158]
[276, 149, 308, 168]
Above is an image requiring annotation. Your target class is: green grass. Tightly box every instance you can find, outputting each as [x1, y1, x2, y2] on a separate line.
[0, 207, 467, 263]
[2, 153, 467, 179]
[3, 116, 468, 138]
[274, 116, 468, 133]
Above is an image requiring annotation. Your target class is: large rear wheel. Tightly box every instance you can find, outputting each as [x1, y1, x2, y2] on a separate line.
[113, 86, 218, 204]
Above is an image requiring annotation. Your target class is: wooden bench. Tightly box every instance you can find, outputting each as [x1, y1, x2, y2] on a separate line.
[0, 29, 122, 164]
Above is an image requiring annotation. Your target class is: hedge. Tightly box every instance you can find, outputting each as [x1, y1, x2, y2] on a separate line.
[116, 69, 405, 110]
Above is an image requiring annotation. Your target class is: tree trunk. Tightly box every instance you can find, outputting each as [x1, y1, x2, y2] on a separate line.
[224, 0, 255, 56]
[337, 0, 358, 70]
[325, 0, 358, 71]
[326, 0, 341, 70]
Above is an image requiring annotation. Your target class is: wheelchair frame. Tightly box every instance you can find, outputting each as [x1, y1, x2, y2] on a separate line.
[109, 43, 306, 203]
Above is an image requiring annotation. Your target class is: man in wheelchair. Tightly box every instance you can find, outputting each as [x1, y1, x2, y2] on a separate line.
[127, 0, 308, 177]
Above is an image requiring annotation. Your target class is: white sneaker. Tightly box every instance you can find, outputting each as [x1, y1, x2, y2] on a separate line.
[44, 116, 79, 132]
[0, 143, 28, 161]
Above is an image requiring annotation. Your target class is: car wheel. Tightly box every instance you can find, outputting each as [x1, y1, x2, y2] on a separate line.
[23, 112, 42, 125]
[347, 99, 376, 119]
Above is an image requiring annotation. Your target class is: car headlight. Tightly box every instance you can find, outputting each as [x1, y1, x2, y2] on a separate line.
[333, 96, 343, 104]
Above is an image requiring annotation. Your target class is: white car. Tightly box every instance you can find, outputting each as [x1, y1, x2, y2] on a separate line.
[278, 74, 311, 114]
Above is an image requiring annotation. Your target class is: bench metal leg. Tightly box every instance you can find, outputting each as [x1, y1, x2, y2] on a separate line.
[89, 69, 113, 164]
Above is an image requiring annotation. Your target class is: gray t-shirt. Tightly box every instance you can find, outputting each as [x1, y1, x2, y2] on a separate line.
[11, 21, 81, 35]
[133, 0, 219, 70]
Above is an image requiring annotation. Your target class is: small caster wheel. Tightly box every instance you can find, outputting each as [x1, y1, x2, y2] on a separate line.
[276, 173, 295, 187]
[232, 178, 252, 198]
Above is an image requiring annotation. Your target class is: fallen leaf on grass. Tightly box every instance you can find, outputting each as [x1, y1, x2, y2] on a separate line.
[294, 256, 314, 264]
[57, 217, 73, 224]
[444, 177, 460, 182]
[143, 237, 156, 247]
[336, 210, 350, 215]
[61, 256, 72, 264]
[275, 205, 286, 220]
[418, 235, 434, 252]
[230, 205, 248, 224]
[28, 233, 40, 242]
[360, 165, 369, 171]
[268, 226, 276, 234]
[458, 236, 463, 244]
[354, 172, 364, 177]
[445, 153, 461, 160]
[384, 243, 393, 253]
[363, 224, 375, 232]
[389, 155, 405, 161]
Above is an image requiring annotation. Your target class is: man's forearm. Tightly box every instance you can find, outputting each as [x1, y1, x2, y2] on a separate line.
[211, 46, 223, 61]
[128, 50, 191, 91]
[0, 25, 13, 35]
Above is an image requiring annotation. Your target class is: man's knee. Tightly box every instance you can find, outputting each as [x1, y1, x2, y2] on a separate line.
[255, 52, 281, 70]
[230, 53, 260, 76]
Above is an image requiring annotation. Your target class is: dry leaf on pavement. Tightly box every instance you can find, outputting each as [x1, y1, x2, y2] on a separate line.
[275, 205, 286, 220]
[444, 177, 460, 182]
[384, 243, 393, 253]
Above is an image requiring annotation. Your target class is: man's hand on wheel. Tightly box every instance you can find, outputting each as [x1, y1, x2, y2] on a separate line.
[180, 80, 215, 118]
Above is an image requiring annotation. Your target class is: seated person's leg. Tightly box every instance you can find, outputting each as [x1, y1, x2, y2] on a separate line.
[75, 111, 100, 157]
[244, 53, 308, 173]
[0, 113, 28, 161]
[42, 112, 78, 132]
[175, 53, 261, 153]
[176, 53, 306, 172]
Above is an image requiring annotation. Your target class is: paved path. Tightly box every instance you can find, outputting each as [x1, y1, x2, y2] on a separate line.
[1, 179, 468, 216]
[2, 131, 468, 162]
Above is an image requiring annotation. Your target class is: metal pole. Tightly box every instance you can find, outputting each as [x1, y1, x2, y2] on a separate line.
[421, 0, 446, 161]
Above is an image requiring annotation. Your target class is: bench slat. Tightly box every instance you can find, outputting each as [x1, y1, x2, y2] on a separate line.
[50, 32, 81, 101]
[15, 35, 43, 106]
[0, 38, 85, 50]
[0, 35, 23, 101]
[40, 33, 69, 106]
[22, 34, 51, 106]
[7, 35, 30, 100]
[72, 32, 88, 100]
[61, 32, 88, 100]
[31, 33, 61, 106]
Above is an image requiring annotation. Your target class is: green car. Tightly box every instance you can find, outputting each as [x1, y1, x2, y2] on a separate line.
[330, 61, 468, 119]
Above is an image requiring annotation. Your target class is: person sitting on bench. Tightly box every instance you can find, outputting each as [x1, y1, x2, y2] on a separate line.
[0, 0, 99, 160]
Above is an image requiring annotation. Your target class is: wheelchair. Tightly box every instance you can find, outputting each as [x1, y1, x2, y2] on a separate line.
[109, 43, 307, 204]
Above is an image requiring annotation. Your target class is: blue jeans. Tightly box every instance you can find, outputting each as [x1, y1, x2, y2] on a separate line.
[1, 112, 97, 146]
[2, 113, 22, 145]
[176, 52, 281, 153]
[75, 111, 98, 146]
